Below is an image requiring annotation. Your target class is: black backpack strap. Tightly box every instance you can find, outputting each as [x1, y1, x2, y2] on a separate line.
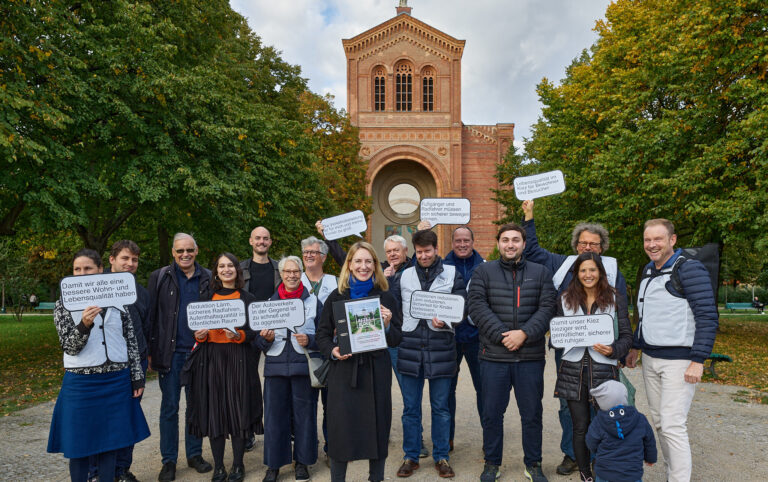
[670, 255, 688, 295]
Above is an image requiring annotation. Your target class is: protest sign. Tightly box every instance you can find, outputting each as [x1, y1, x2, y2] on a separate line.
[549, 314, 614, 353]
[321, 210, 367, 240]
[248, 299, 306, 332]
[187, 299, 246, 334]
[419, 198, 471, 226]
[60, 272, 137, 313]
[409, 291, 465, 325]
[514, 170, 566, 200]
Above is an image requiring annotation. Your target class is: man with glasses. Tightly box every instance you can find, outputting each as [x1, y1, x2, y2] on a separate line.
[239, 226, 280, 452]
[520, 200, 628, 476]
[148, 233, 213, 481]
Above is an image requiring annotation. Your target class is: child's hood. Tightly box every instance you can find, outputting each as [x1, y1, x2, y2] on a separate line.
[597, 405, 640, 439]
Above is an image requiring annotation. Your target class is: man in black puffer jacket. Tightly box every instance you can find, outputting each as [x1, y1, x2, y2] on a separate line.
[468, 223, 556, 482]
[390, 229, 465, 479]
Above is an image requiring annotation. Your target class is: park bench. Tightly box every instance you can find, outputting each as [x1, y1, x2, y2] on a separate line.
[724, 302, 756, 313]
[706, 353, 732, 379]
[33, 302, 56, 311]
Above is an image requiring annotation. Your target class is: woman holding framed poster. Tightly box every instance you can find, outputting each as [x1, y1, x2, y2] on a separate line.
[553, 252, 633, 482]
[316, 241, 402, 482]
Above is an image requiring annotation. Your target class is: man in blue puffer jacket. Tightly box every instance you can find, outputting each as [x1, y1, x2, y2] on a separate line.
[586, 380, 657, 482]
[625, 219, 718, 482]
[442, 226, 485, 452]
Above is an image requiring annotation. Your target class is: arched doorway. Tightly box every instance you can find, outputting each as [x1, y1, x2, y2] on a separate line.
[370, 159, 437, 260]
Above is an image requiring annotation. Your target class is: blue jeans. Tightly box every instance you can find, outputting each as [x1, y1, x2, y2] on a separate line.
[480, 359, 545, 467]
[388, 347, 403, 389]
[555, 347, 576, 459]
[158, 351, 203, 464]
[401, 372, 452, 462]
[113, 359, 148, 475]
[449, 340, 483, 441]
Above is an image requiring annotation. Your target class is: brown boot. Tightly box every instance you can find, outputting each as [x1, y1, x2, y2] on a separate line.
[435, 459, 455, 478]
[397, 459, 420, 477]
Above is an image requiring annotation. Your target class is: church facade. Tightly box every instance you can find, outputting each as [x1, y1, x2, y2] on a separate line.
[343, 3, 514, 258]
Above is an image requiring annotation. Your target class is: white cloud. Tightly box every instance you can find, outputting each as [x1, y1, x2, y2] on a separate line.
[230, 0, 610, 141]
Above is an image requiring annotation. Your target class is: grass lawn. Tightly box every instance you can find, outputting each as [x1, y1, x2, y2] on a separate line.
[0, 315, 63, 416]
[1, 311, 767, 416]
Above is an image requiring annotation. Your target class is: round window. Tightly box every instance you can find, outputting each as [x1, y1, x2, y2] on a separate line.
[387, 183, 420, 216]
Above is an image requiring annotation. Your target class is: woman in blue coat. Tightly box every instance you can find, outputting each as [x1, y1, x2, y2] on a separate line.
[254, 256, 323, 482]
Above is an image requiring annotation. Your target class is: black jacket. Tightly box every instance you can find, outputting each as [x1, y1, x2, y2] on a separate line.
[390, 257, 465, 378]
[240, 258, 280, 298]
[554, 294, 633, 401]
[468, 257, 556, 362]
[147, 262, 211, 372]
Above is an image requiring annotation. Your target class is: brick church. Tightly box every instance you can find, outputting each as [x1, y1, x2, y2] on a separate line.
[343, 2, 514, 258]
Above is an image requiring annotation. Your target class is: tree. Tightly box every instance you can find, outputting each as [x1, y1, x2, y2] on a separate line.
[497, 0, 768, 283]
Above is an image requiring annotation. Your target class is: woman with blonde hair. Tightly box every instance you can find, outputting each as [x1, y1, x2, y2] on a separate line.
[316, 241, 402, 482]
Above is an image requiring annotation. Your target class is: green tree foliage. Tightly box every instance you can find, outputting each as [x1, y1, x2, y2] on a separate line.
[497, 0, 768, 283]
[2, 1, 367, 282]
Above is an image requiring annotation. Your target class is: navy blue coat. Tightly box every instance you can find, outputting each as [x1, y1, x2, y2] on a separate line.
[522, 219, 628, 299]
[390, 257, 466, 379]
[633, 248, 719, 363]
[586, 405, 657, 482]
[253, 287, 323, 377]
[444, 249, 484, 344]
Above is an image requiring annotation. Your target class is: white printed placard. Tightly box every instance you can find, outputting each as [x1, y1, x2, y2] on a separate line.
[60, 272, 137, 313]
[321, 210, 367, 240]
[549, 314, 614, 353]
[248, 299, 306, 332]
[514, 170, 566, 200]
[344, 297, 387, 354]
[409, 291, 466, 325]
[419, 198, 471, 226]
[187, 299, 246, 334]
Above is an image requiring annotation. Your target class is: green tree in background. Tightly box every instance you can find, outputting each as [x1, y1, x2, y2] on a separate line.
[2, 1, 367, 285]
[497, 0, 768, 284]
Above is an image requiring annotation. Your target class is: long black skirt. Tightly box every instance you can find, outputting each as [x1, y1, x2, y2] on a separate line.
[183, 342, 263, 439]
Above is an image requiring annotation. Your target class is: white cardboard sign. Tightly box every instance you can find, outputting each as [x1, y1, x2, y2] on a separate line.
[419, 198, 471, 226]
[321, 210, 367, 240]
[549, 314, 614, 353]
[60, 272, 137, 313]
[187, 299, 246, 334]
[514, 170, 566, 200]
[409, 291, 466, 325]
[248, 299, 306, 332]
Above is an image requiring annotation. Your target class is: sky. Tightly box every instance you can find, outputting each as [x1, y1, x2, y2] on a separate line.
[229, 0, 612, 147]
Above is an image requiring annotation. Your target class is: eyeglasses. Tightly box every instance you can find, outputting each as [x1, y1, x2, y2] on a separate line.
[577, 242, 601, 249]
[282, 270, 301, 276]
[302, 250, 323, 257]
[175, 248, 196, 254]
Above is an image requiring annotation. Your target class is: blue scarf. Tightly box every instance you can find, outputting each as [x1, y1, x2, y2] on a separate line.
[349, 275, 374, 299]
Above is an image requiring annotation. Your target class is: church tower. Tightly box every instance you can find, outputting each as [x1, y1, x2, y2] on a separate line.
[343, 2, 514, 257]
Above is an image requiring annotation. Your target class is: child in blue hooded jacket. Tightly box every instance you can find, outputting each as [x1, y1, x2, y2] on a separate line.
[586, 380, 657, 482]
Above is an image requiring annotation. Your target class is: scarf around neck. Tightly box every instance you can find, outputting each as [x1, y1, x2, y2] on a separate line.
[278, 283, 303, 299]
[349, 275, 374, 299]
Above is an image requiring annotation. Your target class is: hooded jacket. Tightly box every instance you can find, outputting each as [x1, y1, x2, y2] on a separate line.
[586, 405, 657, 482]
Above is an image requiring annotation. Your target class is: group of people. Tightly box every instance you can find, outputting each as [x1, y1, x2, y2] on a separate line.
[46, 199, 718, 482]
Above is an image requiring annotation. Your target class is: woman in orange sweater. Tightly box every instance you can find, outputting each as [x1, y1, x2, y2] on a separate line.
[184, 252, 263, 482]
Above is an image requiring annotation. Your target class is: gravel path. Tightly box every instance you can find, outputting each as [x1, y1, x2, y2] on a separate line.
[3, 349, 767, 481]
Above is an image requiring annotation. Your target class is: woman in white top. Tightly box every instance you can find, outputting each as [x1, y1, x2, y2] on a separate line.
[553, 252, 632, 482]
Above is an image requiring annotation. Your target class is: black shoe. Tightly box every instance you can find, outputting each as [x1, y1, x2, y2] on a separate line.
[228, 465, 245, 482]
[524, 462, 548, 482]
[263, 468, 279, 482]
[245, 434, 256, 452]
[556, 455, 577, 475]
[480, 464, 500, 482]
[211, 466, 227, 482]
[115, 470, 139, 482]
[158, 462, 176, 482]
[295, 462, 310, 481]
[187, 455, 213, 474]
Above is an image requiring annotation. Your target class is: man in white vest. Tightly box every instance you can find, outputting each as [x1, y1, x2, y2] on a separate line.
[390, 229, 466, 479]
[521, 199, 627, 476]
[625, 219, 718, 482]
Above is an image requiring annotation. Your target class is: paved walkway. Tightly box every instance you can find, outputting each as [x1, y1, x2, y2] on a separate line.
[2, 349, 768, 481]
